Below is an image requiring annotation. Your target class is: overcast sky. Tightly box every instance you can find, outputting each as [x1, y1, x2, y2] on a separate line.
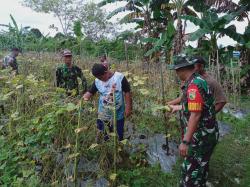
[0, 0, 248, 47]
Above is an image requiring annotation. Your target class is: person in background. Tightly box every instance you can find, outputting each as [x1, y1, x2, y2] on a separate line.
[168, 54, 219, 187]
[2, 47, 20, 74]
[100, 54, 109, 70]
[56, 49, 87, 96]
[83, 63, 132, 142]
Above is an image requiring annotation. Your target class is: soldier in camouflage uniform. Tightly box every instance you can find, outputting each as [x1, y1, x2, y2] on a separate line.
[169, 55, 219, 187]
[56, 49, 87, 96]
[2, 47, 20, 74]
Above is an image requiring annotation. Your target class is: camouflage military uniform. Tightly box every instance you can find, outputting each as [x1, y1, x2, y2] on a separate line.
[56, 64, 87, 95]
[180, 73, 219, 187]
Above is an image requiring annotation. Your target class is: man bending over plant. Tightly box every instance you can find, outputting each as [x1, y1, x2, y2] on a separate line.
[83, 63, 132, 141]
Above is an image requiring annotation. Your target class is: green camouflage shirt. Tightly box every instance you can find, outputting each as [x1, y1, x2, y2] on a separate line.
[180, 73, 219, 144]
[56, 64, 87, 95]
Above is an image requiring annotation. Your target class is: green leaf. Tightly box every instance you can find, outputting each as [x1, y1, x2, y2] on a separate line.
[109, 173, 117, 181]
[68, 153, 80, 159]
[22, 170, 33, 178]
[145, 46, 160, 56]
[0, 162, 6, 170]
[16, 84, 23, 89]
[1, 91, 14, 101]
[120, 139, 128, 145]
[141, 37, 158, 43]
[139, 88, 150, 95]
[73, 20, 83, 38]
[107, 6, 137, 19]
[151, 105, 171, 112]
[66, 103, 77, 112]
[188, 28, 210, 41]
[245, 41, 250, 48]
[89, 143, 99, 149]
[11, 112, 19, 119]
[165, 21, 176, 38]
[180, 15, 205, 28]
[220, 26, 244, 43]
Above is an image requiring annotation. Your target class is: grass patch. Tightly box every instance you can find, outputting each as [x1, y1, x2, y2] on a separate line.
[209, 114, 250, 187]
[117, 164, 178, 187]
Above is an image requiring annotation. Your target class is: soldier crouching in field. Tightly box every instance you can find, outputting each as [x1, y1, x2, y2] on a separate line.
[2, 47, 20, 75]
[168, 54, 219, 187]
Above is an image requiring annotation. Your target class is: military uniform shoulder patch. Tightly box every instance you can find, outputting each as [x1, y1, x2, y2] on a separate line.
[188, 89, 196, 100]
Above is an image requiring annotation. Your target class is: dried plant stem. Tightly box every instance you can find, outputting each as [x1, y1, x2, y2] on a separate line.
[112, 89, 117, 174]
[73, 100, 82, 186]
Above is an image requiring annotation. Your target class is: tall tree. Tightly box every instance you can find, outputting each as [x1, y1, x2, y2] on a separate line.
[22, 0, 79, 35]
[77, 2, 116, 41]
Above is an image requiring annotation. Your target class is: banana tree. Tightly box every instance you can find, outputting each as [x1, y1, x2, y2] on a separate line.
[0, 14, 30, 50]
[181, 8, 246, 59]
[98, 0, 173, 57]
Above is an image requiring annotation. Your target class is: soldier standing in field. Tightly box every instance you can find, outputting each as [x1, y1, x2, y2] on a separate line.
[56, 49, 87, 96]
[169, 55, 219, 187]
[168, 56, 227, 113]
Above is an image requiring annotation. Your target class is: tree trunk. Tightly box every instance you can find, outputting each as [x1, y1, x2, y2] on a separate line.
[173, 17, 183, 55]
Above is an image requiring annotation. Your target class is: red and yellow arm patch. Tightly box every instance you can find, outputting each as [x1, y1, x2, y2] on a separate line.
[187, 83, 204, 112]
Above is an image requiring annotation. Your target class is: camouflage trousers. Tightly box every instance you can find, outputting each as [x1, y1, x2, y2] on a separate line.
[180, 139, 217, 187]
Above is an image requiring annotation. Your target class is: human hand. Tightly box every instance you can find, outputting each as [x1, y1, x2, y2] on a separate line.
[83, 96, 89, 101]
[169, 105, 182, 113]
[82, 92, 92, 101]
[179, 143, 188, 157]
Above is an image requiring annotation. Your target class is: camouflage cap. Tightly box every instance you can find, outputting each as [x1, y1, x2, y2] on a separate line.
[192, 56, 206, 64]
[63, 49, 72, 57]
[168, 54, 195, 70]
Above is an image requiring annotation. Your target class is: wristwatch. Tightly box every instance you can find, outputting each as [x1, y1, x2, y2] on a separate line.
[182, 140, 190, 145]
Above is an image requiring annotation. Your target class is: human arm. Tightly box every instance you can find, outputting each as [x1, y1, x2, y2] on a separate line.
[83, 82, 97, 100]
[209, 77, 227, 113]
[124, 92, 132, 117]
[167, 97, 182, 105]
[179, 83, 204, 157]
[179, 112, 201, 157]
[122, 77, 132, 117]
[215, 102, 226, 113]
